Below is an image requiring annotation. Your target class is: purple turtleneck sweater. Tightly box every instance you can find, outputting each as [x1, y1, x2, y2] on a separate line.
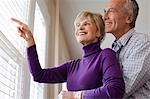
[27, 42, 125, 98]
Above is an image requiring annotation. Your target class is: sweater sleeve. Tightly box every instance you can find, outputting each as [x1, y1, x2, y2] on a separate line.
[83, 48, 125, 99]
[27, 45, 68, 83]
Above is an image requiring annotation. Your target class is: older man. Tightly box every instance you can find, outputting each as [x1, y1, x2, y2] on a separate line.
[103, 0, 150, 98]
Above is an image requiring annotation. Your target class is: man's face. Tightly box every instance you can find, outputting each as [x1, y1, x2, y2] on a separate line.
[103, 0, 130, 39]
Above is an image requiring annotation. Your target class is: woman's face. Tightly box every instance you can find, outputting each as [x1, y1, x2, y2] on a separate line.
[74, 17, 100, 45]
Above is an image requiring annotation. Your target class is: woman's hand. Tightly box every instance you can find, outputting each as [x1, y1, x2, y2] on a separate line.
[11, 18, 35, 48]
[58, 90, 83, 99]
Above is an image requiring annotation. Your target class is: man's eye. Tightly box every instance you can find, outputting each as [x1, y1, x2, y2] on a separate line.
[109, 10, 114, 12]
[108, 9, 117, 13]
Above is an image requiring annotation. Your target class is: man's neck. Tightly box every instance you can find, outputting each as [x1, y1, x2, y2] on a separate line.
[115, 28, 132, 40]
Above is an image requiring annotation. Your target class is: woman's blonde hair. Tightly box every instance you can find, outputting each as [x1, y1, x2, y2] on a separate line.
[74, 11, 105, 42]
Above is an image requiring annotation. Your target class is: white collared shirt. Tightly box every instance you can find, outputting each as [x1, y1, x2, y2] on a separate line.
[113, 29, 150, 99]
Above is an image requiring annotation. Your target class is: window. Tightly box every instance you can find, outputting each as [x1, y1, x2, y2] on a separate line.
[0, 0, 30, 54]
[0, 31, 24, 99]
[0, 0, 30, 99]
[0, 0, 48, 99]
[29, 2, 46, 99]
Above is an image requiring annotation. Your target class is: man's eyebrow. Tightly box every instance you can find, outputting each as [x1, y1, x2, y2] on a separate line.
[104, 8, 118, 12]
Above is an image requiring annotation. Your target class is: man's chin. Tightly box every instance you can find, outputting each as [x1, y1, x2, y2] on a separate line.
[105, 28, 112, 33]
[105, 32, 112, 33]
[105, 30, 112, 33]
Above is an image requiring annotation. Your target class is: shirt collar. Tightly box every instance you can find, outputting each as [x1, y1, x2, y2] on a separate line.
[116, 28, 135, 47]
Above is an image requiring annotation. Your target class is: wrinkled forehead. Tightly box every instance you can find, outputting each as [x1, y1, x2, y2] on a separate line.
[105, 0, 126, 10]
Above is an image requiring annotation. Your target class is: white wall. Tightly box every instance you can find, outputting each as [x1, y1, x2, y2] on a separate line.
[135, 0, 150, 34]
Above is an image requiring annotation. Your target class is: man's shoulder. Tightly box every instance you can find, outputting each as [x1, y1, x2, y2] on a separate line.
[131, 32, 150, 43]
[125, 32, 150, 51]
[133, 32, 150, 39]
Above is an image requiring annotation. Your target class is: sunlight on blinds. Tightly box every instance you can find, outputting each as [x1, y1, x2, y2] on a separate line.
[29, 2, 46, 99]
[0, 31, 25, 99]
[0, 0, 30, 54]
[0, 0, 30, 99]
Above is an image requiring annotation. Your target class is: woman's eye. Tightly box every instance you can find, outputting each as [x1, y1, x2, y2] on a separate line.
[84, 22, 90, 26]
[76, 24, 80, 27]
[84, 23, 87, 25]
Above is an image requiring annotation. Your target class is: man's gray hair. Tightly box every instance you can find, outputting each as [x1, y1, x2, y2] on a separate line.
[124, 0, 139, 28]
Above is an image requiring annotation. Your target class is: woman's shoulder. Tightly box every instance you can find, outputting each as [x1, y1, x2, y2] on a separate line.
[101, 48, 115, 53]
[100, 48, 116, 56]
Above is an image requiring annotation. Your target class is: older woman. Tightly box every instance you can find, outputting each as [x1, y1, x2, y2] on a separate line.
[11, 11, 125, 99]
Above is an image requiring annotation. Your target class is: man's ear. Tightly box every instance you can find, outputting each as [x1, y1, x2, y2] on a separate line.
[126, 14, 133, 24]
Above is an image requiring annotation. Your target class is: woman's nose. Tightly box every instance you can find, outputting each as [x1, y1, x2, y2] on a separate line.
[78, 24, 84, 30]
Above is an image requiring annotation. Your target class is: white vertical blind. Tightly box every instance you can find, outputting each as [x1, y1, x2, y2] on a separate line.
[0, 0, 48, 99]
[0, 31, 25, 99]
[0, 0, 30, 54]
[0, 0, 29, 99]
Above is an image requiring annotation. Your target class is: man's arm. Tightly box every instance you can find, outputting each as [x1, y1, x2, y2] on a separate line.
[122, 38, 150, 97]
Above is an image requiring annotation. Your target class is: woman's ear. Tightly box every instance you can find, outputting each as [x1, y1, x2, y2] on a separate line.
[96, 31, 101, 38]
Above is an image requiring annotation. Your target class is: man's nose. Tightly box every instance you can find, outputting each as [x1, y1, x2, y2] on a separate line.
[103, 12, 109, 20]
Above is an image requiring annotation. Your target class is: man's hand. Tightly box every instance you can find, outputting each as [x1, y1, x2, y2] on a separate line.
[58, 90, 83, 99]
